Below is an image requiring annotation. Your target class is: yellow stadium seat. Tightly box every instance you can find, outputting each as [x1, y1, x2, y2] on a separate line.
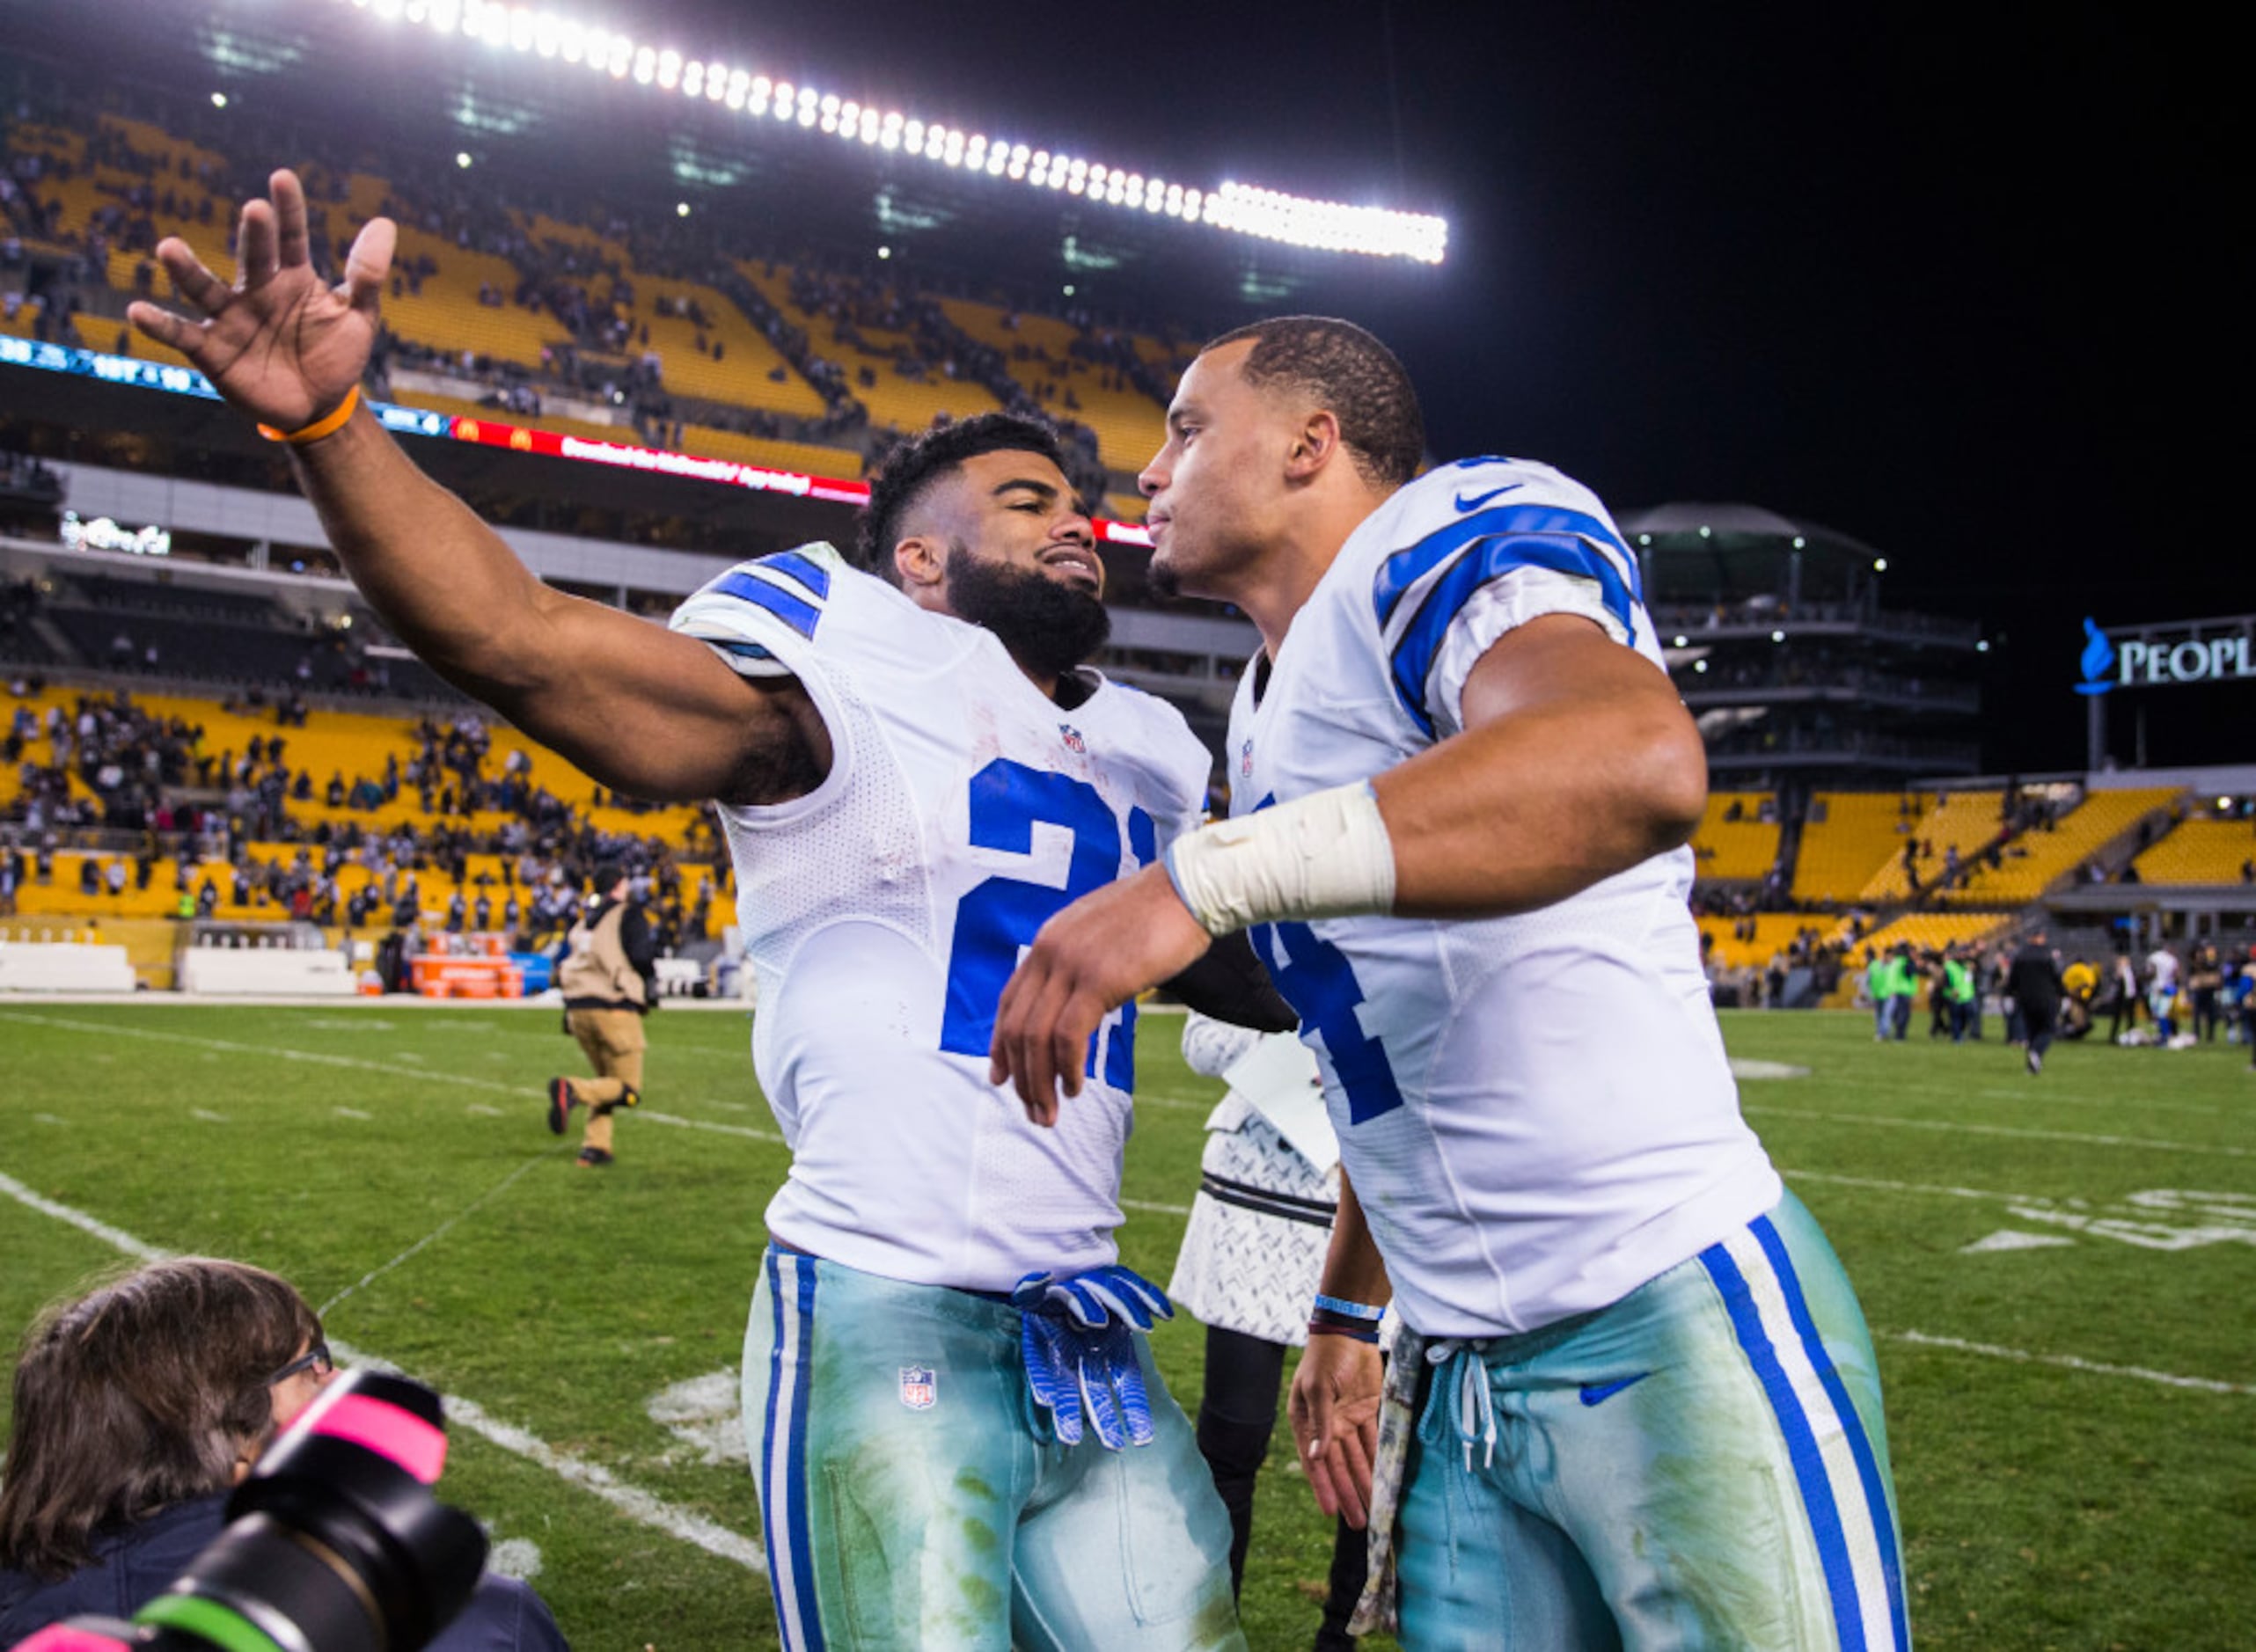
[1690, 793, 1782, 881]
[1792, 793, 1930, 903]
[678, 426, 864, 479]
[2134, 817, 2256, 885]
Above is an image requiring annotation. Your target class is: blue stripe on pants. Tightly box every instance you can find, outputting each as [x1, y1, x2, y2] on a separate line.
[1751, 1215, 1908, 1652]
[1698, 1239, 1867, 1650]
[758, 1253, 827, 1652]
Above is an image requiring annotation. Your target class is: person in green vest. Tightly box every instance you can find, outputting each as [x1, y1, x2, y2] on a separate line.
[1883, 941, 1917, 1040]
[1943, 947, 1978, 1042]
[1865, 948, 1892, 1041]
[174, 888, 195, 921]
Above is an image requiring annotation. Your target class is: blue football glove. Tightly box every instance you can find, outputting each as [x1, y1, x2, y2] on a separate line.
[1013, 1266, 1173, 1451]
[1015, 1263, 1174, 1332]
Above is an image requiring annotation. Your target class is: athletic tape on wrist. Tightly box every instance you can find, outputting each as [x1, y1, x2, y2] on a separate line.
[1163, 780, 1396, 938]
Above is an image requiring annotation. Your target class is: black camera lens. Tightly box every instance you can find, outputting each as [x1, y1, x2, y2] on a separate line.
[17, 1371, 488, 1652]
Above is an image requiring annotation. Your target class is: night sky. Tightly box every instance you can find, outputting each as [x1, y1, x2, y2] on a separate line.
[663, 1, 2241, 771]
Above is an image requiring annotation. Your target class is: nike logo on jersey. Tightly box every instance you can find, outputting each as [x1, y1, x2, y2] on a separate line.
[1578, 1372, 1651, 1407]
[1454, 483, 1526, 513]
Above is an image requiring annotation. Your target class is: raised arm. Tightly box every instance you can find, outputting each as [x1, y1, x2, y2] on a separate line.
[127, 170, 817, 807]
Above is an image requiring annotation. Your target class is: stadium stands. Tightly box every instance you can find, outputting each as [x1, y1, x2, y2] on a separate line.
[1858, 786, 2180, 904]
[1689, 791, 1782, 881]
[1840, 910, 2012, 961]
[1792, 792, 1928, 903]
[3, 683, 727, 950]
[1696, 912, 1834, 971]
[2134, 816, 2256, 884]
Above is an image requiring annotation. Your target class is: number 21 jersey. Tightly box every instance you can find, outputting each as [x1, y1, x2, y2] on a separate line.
[670, 545, 1211, 1292]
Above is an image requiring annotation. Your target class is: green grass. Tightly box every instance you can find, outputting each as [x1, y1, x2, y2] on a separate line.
[1, 1002, 2251, 1649]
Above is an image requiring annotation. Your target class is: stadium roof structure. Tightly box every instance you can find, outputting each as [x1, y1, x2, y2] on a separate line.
[0, 0, 1449, 325]
[1618, 502, 1895, 609]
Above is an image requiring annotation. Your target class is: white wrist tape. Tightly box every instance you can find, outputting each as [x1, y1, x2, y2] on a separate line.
[1164, 781, 1397, 937]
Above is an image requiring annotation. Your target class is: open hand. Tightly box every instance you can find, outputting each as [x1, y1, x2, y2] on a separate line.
[127, 168, 393, 433]
[989, 863, 1212, 1125]
[1288, 1332, 1383, 1529]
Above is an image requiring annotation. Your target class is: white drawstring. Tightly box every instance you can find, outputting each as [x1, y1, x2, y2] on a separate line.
[1425, 1339, 1497, 1472]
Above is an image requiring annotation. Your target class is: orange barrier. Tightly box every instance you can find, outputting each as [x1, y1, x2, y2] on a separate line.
[407, 952, 524, 998]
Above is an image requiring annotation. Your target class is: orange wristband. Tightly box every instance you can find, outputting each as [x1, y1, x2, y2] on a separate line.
[257, 384, 361, 445]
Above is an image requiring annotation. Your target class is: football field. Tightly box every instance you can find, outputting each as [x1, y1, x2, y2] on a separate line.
[2, 1001, 2250, 1649]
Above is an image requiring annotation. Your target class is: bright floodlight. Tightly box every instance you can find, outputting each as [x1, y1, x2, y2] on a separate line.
[338, 0, 1450, 263]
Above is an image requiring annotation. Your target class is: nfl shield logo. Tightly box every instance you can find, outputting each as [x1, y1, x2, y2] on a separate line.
[1058, 724, 1085, 754]
[1239, 738, 1255, 779]
[899, 1366, 937, 1411]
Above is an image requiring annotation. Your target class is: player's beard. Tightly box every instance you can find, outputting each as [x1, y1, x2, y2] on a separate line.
[947, 540, 1112, 681]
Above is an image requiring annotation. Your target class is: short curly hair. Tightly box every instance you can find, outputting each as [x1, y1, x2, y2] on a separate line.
[854, 413, 1073, 582]
[1202, 316, 1425, 491]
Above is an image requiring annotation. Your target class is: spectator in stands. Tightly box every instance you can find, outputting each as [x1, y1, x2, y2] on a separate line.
[2008, 929, 2067, 1076]
[547, 859, 654, 1169]
[0, 1257, 565, 1649]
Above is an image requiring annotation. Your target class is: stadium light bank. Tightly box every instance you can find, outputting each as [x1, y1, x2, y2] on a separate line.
[329, 0, 1450, 264]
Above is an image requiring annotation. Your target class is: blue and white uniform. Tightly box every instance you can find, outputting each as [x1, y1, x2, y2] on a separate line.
[671, 545, 1241, 1651]
[1231, 460, 1907, 1649]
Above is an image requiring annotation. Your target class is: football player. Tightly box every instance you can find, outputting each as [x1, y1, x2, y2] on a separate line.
[129, 172, 1268, 1650]
[992, 318, 1908, 1649]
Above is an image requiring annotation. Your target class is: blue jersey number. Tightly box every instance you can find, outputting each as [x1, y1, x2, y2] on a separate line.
[941, 758, 1155, 1091]
[1243, 794, 1404, 1123]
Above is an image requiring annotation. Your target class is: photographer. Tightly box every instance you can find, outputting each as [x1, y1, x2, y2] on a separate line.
[546, 859, 656, 1168]
[0, 1258, 566, 1650]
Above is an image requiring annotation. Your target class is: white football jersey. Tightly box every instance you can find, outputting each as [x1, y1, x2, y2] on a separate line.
[1227, 457, 1782, 1338]
[670, 545, 1212, 1292]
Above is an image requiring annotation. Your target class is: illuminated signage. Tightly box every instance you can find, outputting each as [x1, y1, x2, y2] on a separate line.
[2077, 616, 2255, 694]
[4, 340, 1151, 544]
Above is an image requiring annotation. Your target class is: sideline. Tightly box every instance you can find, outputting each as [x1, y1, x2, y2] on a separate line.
[0, 1166, 767, 1575]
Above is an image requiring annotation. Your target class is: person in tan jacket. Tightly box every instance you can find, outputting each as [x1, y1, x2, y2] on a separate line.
[548, 859, 656, 1166]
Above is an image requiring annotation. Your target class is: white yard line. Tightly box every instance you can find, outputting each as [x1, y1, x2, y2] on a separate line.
[5, 1010, 772, 1139]
[641, 1110, 787, 1144]
[1784, 1167, 2055, 1204]
[0, 1166, 766, 1575]
[1886, 1330, 2254, 1397]
[0, 1009, 523, 1094]
[1121, 1197, 1192, 1217]
[1746, 1105, 2252, 1159]
[1972, 1085, 2223, 1118]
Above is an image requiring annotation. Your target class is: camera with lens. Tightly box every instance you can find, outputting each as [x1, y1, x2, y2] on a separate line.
[11, 1371, 487, 1652]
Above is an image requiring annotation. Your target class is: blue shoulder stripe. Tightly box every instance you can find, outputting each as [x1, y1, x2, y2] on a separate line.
[1386, 532, 1637, 735]
[756, 549, 832, 600]
[1373, 501, 1638, 629]
[712, 568, 823, 640]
